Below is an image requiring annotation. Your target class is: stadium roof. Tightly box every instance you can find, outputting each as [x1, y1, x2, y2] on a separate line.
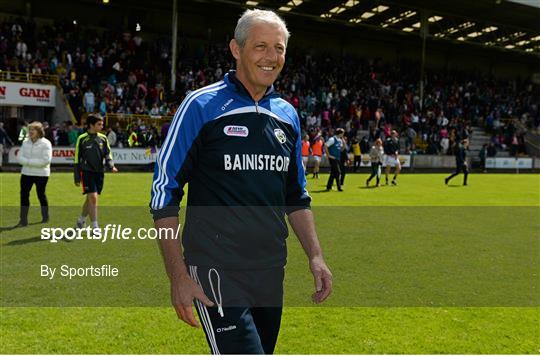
[24, 0, 540, 56]
[193, 0, 540, 56]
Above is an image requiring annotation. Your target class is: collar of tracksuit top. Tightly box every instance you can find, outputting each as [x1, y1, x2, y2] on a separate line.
[149, 71, 310, 269]
[226, 70, 279, 102]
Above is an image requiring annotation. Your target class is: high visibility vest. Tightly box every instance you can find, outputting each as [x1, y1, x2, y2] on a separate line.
[302, 140, 310, 156]
[128, 132, 139, 147]
[312, 140, 323, 156]
[352, 142, 361, 156]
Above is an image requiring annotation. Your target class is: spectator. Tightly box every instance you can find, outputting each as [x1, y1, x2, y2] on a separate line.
[406, 126, 417, 153]
[479, 143, 487, 173]
[0, 18, 536, 155]
[339, 136, 349, 187]
[311, 135, 323, 179]
[325, 128, 344, 192]
[0, 122, 14, 170]
[67, 122, 80, 146]
[18, 120, 28, 144]
[56, 122, 69, 146]
[149, 104, 159, 116]
[99, 97, 107, 116]
[43, 122, 54, 144]
[351, 138, 361, 172]
[16, 121, 52, 226]
[366, 138, 384, 187]
[128, 127, 139, 147]
[83, 89, 95, 113]
[487, 142, 497, 157]
[107, 127, 117, 147]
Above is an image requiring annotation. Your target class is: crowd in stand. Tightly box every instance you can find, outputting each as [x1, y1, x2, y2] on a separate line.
[1, 17, 538, 157]
[14, 119, 162, 150]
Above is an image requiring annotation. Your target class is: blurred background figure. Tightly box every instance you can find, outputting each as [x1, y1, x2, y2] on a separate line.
[366, 138, 384, 187]
[0, 122, 14, 171]
[445, 138, 470, 186]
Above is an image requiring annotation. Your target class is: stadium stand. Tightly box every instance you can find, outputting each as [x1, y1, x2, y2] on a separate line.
[0, 0, 538, 161]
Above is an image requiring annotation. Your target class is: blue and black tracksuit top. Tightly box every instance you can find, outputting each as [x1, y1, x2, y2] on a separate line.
[150, 72, 311, 270]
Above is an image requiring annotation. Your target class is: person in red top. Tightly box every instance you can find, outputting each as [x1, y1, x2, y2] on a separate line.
[311, 135, 323, 179]
[301, 134, 310, 172]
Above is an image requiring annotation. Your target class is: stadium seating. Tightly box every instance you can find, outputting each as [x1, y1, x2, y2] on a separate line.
[0, 17, 537, 156]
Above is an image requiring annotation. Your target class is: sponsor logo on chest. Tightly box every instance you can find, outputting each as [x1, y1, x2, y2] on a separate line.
[223, 125, 249, 137]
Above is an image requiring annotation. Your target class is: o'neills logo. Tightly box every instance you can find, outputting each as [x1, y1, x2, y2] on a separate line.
[19, 87, 51, 100]
[217, 325, 237, 333]
[223, 125, 249, 137]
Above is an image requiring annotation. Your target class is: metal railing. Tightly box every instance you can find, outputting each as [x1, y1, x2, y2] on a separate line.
[105, 113, 173, 129]
[0, 71, 59, 86]
[61, 88, 78, 124]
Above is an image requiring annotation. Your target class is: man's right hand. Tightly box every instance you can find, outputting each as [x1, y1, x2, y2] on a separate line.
[170, 274, 214, 328]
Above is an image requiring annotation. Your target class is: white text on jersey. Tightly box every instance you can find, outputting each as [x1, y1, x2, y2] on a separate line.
[224, 154, 290, 172]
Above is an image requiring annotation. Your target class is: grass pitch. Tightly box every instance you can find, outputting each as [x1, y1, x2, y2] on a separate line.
[1, 172, 539, 354]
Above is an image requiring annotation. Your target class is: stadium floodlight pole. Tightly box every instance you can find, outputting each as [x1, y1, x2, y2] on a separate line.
[171, 0, 178, 92]
[419, 11, 428, 111]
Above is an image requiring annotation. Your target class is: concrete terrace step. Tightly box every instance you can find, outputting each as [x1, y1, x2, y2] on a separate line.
[472, 137, 491, 142]
[357, 130, 369, 138]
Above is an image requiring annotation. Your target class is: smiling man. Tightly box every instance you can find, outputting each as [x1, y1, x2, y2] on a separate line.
[150, 9, 332, 355]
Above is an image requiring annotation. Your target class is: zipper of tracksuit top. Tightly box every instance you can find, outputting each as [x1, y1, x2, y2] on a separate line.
[254, 91, 278, 114]
[231, 79, 277, 115]
[228, 73, 277, 114]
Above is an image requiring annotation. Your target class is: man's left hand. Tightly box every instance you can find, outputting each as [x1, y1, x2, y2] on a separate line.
[111, 166, 118, 173]
[310, 256, 332, 303]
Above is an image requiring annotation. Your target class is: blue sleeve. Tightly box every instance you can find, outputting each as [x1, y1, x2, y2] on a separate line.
[285, 111, 311, 214]
[150, 98, 204, 220]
